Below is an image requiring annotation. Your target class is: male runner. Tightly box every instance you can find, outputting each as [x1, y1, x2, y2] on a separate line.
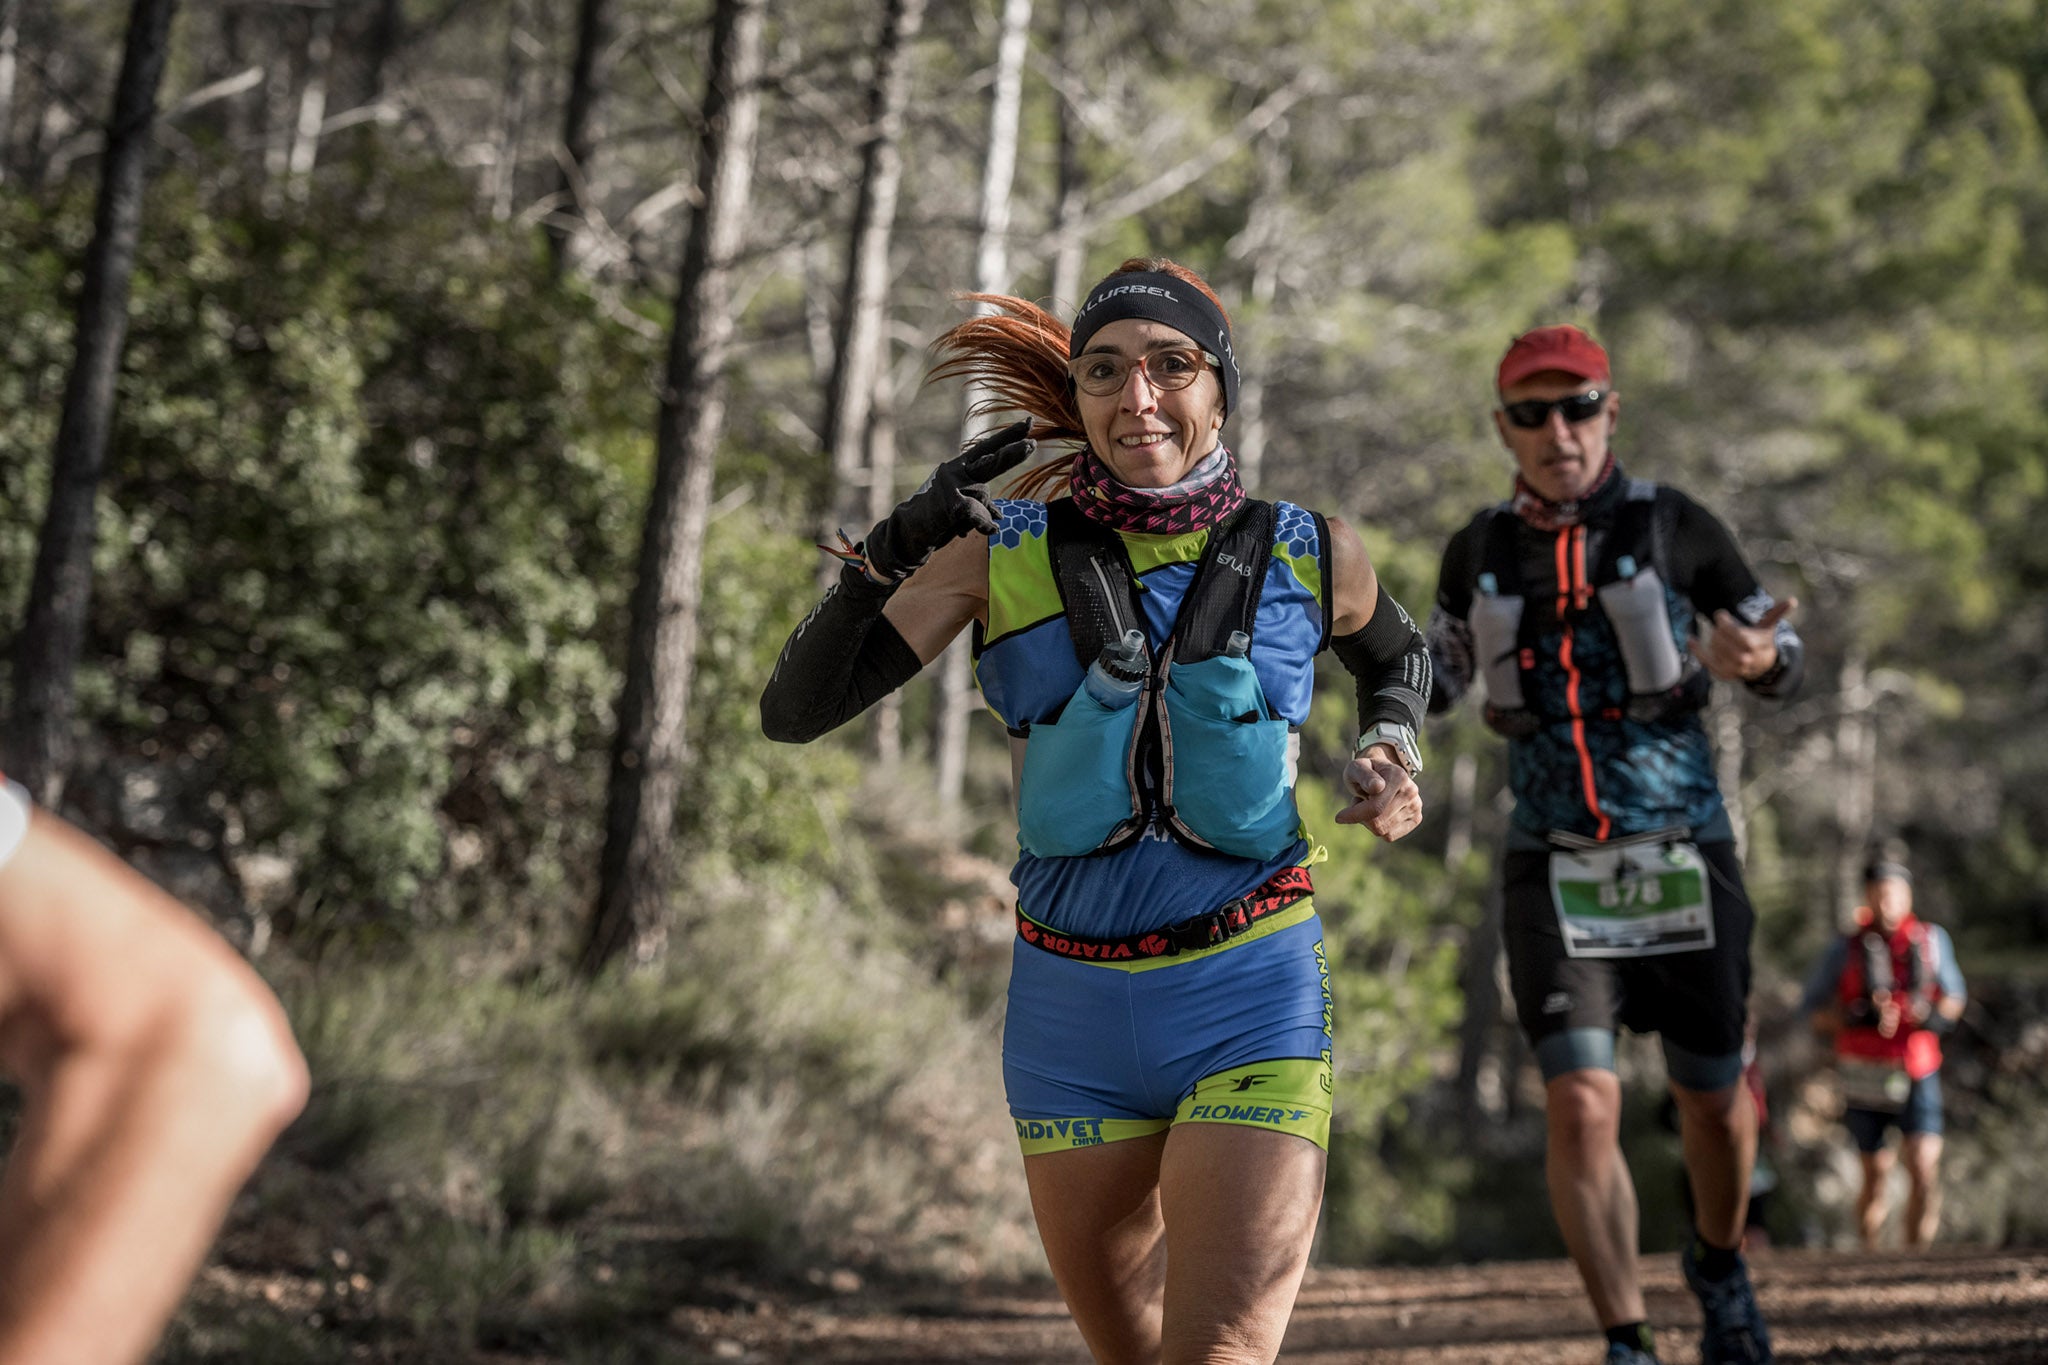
[1428, 326, 1802, 1365]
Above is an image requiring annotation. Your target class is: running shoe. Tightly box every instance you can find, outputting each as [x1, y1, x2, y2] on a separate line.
[1681, 1240, 1773, 1364]
[1603, 1343, 1661, 1365]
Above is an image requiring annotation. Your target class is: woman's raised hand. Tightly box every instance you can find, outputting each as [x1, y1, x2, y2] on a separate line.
[862, 419, 1035, 582]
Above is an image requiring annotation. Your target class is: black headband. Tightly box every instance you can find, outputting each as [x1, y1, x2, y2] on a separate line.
[1864, 861, 1912, 885]
[1069, 270, 1239, 417]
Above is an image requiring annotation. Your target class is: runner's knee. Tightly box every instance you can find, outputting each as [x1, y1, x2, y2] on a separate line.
[1901, 1135, 1942, 1182]
[1545, 1067, 1621, 1147]
[1667, 1077, 1749, 1140]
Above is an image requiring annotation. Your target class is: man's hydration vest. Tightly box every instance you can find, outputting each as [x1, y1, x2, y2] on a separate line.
[975, 498, 1326, 862]
[1466, 481, 1708, 739]
[1836, 908, 1946, 1079]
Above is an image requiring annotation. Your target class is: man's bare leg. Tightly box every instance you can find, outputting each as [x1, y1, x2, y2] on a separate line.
[1545, 1069, 1645, 1328]
[1857, 1147, 1895, 1248]
[1900, 1133, 1943, 1249]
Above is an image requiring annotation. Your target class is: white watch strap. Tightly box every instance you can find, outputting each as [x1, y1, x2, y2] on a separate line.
[1354, 723, 1423, 775]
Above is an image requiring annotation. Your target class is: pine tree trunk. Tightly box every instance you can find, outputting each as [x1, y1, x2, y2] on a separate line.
[1232, 119, 1288, 489]
[801, 236, 835, 385]
[933, 0, 1030, 810]
[1833, 646, 1876, 924]
[867, 372, 903, 764]
[5, 0, 180, 805]
[285, 5, 334, 203]
[582, 0, 766, 974]
[261, 24, 294, 206]
[1442, 749, 1476, 872]
[1449, 755, 1504, 1125]
[0, 0, 21, 186]
[1047, 0, 1086, 309]
[487, 0, 535, 222]
[1456, 875, 1507, 1125]
[1711, 686, 1749, 862]
[356, 0, 404, 108]
[817, 0, 925, 587]
[545, 0, 614, 275]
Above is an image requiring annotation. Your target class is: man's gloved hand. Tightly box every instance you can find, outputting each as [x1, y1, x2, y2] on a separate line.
[861, 419, 1034, 582]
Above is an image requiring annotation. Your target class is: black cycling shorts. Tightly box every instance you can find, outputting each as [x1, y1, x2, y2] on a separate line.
[1503, 839, 1754, 1066]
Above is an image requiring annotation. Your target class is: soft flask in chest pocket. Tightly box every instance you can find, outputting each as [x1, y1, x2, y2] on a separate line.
[1470, 572, 1539, 739]
[1013, 500, 1303, 862]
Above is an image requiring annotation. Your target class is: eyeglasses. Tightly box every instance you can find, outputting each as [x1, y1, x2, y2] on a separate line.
[1501, 389, 1608, 429]
[1067, 346, 1220, 397]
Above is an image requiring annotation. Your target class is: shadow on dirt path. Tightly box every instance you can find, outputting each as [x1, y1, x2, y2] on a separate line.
[672, 1246, 2048, 1363]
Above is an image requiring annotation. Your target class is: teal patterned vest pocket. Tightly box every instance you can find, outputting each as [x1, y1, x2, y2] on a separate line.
[1015, 687, 1143, 857]
[1162, 654, 1299, 860]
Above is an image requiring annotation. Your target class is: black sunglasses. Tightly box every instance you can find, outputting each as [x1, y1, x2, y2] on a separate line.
[1502, 389, 1608, 430]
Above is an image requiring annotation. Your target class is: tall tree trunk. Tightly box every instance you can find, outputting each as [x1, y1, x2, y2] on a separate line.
[582, 0, 766, 974]
[1560, 95, 1607, 321]
[1232, 118, 1288, 488]
[546, 0, 614, 276]
[867, 371, 903, 763]
[209, 5, 263, 157]
[1711, 686, 1748, 862]
[1442, 750, 1476, 872]
[285, 4, 334, 203]
[933, 0, 1030, 810]
[1833, 646, 1876, 925]
[0, 0, 21, 185]
[260, 15, 297, 209]
[488, 0, 536, 222]
[817, 0, 925, 586]
[355, 0, 404, 108]
[801, 235, 835, 385]
[1046, 0, 1086, 309]
[1447, 754, 1500, 1125]
[5, 0, 181, 805]
[1455, 874, 1507, 1126]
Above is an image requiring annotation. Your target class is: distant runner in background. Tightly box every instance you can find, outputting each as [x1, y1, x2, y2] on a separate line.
[1801, 848, 1965, 1249]
[0, 775, 308, 1364]
[1427, 325, 1804, 1365]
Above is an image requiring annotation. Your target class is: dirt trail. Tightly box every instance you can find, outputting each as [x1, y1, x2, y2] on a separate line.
[671, 1246, 2048, 1363]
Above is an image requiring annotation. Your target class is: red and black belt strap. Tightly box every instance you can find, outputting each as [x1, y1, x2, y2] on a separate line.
[1016, 864, 1314, 962]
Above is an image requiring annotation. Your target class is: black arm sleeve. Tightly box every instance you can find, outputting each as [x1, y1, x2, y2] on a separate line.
[759, 565, 925, 743]
[1662, 490, 1805, 700]
[1329, 582, 1432, 733]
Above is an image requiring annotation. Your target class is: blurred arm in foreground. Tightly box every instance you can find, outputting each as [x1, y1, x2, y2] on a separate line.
[0, 779, 309, 1365]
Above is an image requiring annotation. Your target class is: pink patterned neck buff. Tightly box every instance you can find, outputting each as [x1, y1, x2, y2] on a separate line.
[1068, 444, 1246, 535]
[1510, 455, 1620, 532]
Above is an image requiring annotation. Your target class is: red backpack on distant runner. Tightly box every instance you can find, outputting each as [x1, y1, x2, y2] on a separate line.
[1835, 908, 1945, 1080]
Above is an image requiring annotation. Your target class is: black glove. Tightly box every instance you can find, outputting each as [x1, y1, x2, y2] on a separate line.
[861, 419, 1034, 582]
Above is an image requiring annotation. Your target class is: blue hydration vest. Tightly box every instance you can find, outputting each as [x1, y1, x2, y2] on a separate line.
[977, 499, 1331, 864]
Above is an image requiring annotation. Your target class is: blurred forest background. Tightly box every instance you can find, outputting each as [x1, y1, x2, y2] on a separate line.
[2, 0, 2047, 1358]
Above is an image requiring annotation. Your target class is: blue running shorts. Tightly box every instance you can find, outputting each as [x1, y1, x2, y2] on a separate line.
[1003, 905, 1334, 1155]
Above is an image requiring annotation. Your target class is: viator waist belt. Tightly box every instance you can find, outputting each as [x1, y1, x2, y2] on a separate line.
[1016, 865, 1313, 962]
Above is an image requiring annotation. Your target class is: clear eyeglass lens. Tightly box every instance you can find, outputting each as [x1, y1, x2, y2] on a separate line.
[1071, 348, 1210, 396]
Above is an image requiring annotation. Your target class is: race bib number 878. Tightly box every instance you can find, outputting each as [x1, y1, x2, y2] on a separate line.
[1549, 840, 1713, 959]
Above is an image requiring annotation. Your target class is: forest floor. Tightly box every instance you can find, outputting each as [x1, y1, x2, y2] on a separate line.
[658, 1244, 2048, 1364]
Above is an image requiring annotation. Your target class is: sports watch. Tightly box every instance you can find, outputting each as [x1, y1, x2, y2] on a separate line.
[1353, 723, 1423, 776]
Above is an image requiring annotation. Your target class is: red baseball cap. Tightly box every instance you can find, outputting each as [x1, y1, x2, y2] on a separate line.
[1497, 325, 1610, 390]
